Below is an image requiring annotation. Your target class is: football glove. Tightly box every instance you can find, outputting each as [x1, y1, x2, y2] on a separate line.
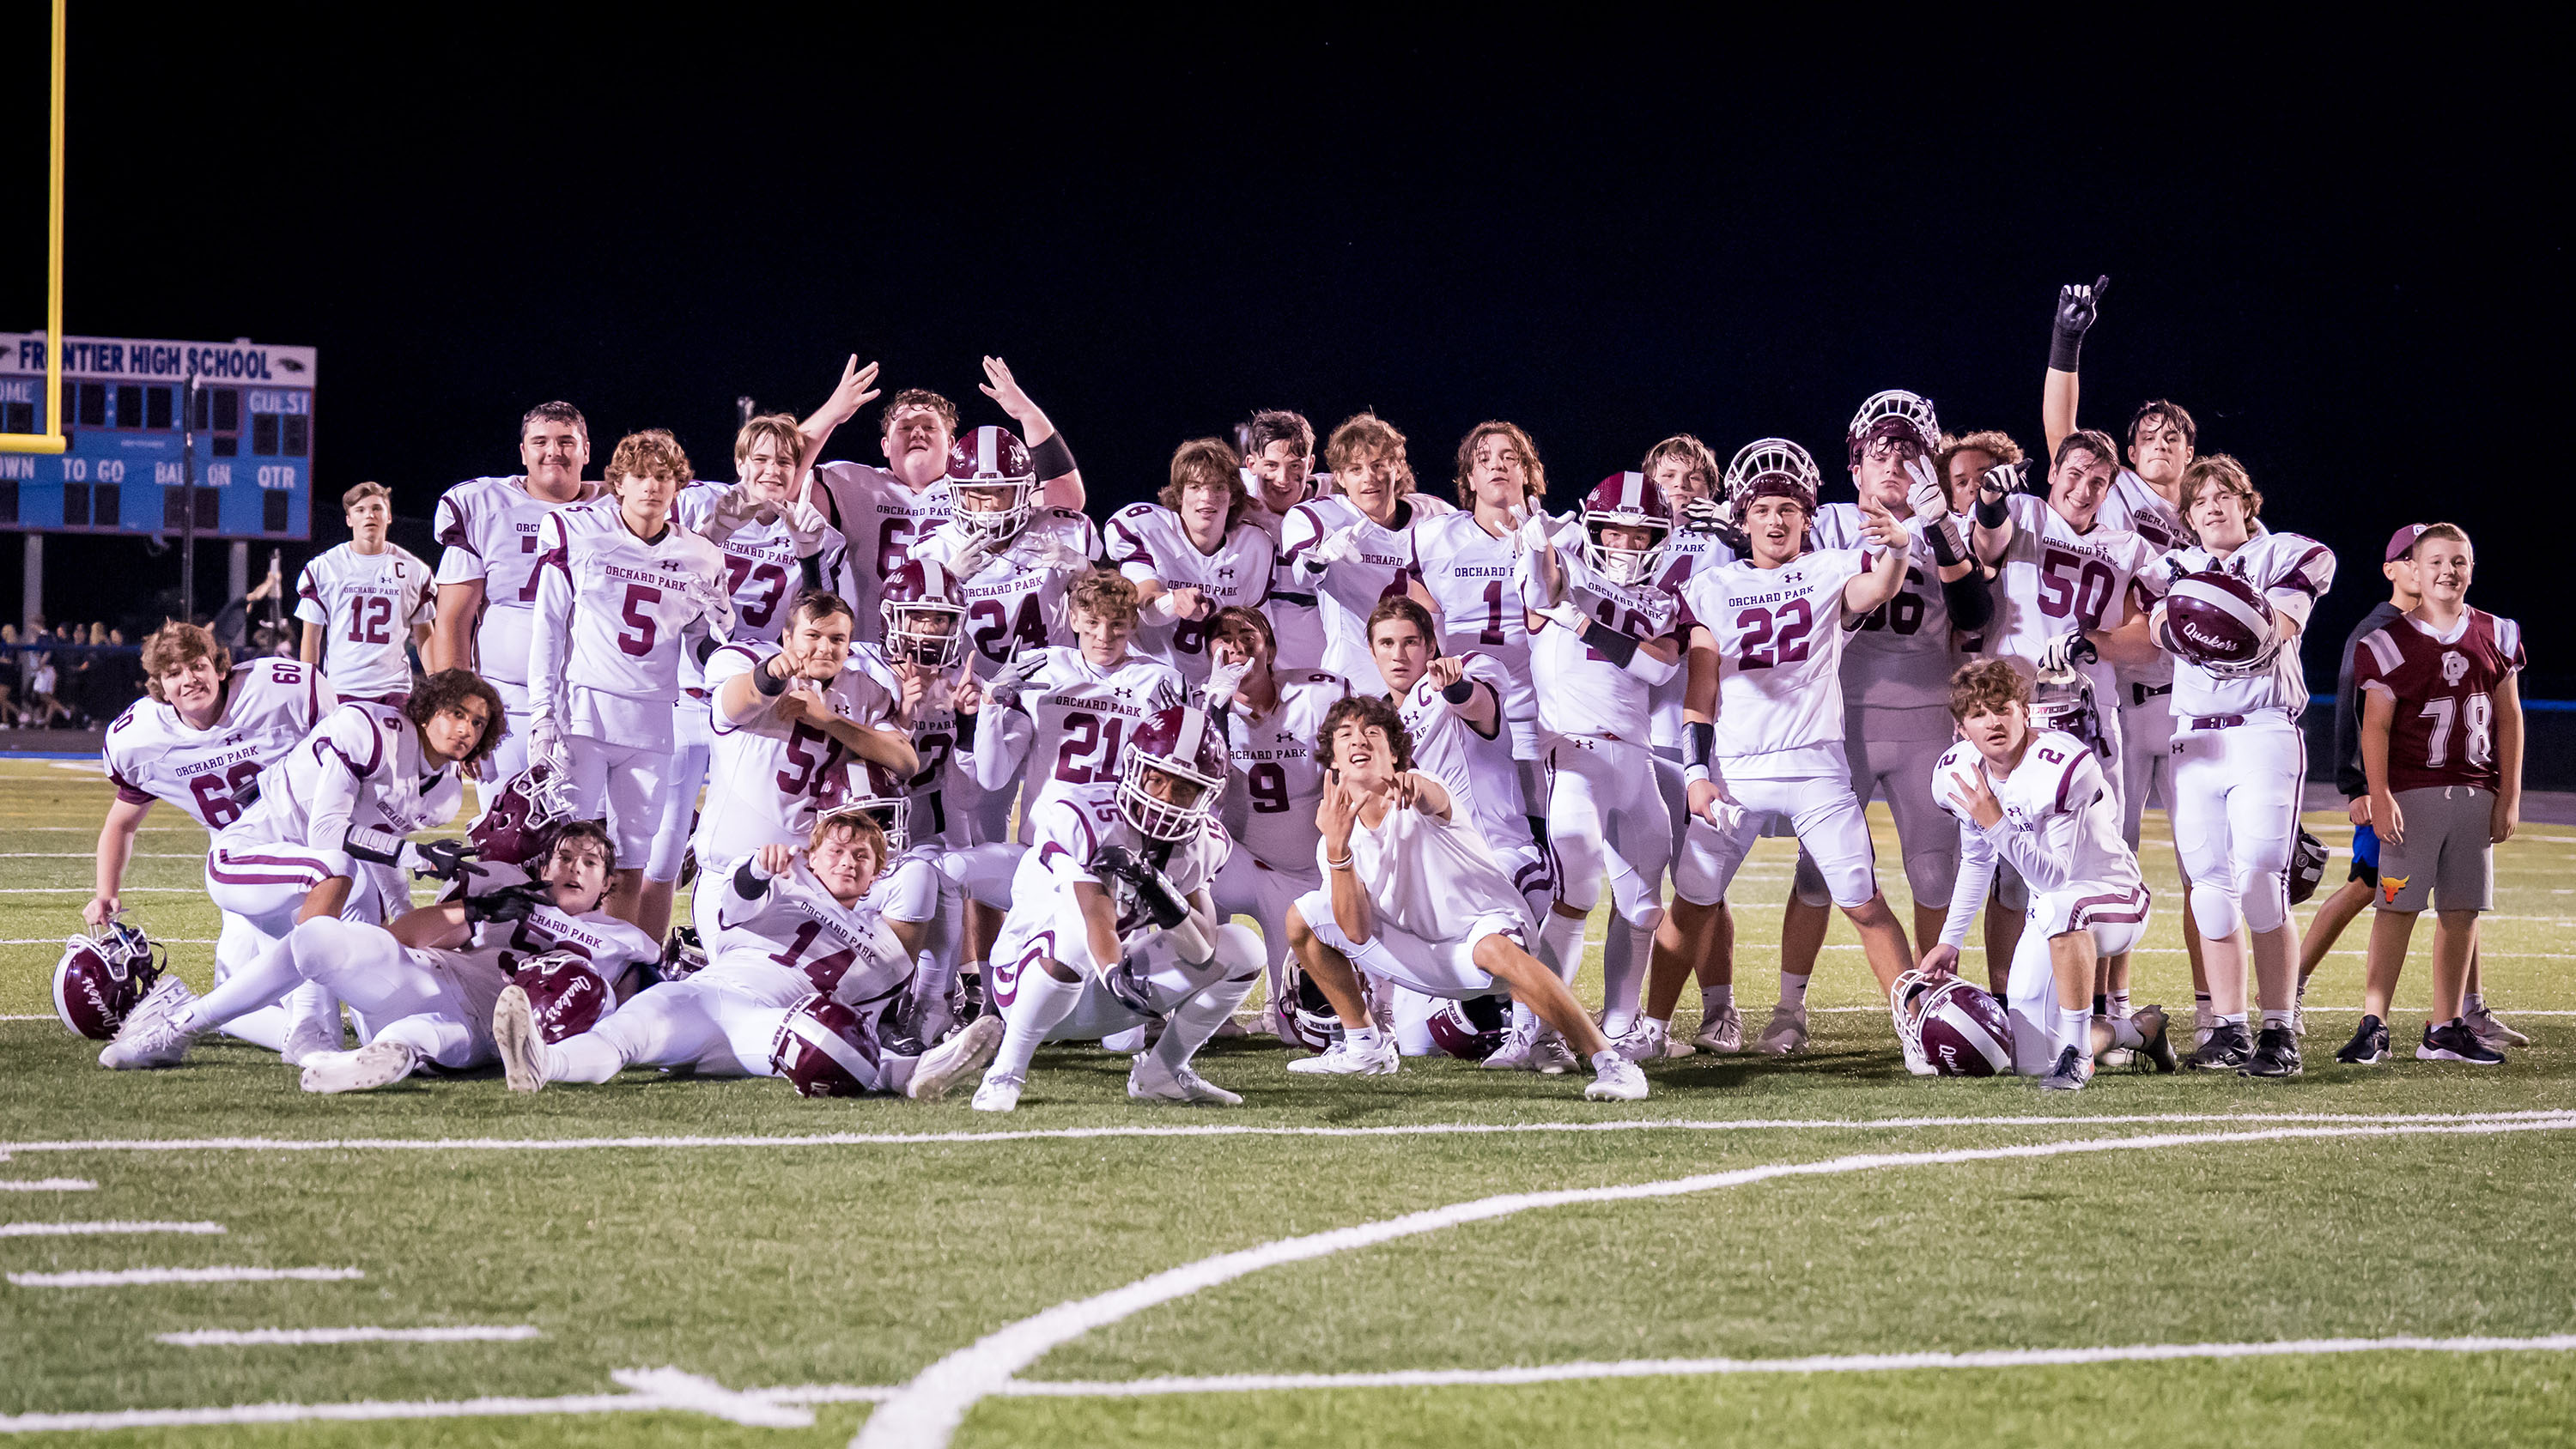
[1091, 845, 1192, 931]
[1307, 523, 1367, 567]
[463, 881, 551, 925]
[1905, 457, 1948, 523]
[2035, 629, 2098, 676]
[1978, 461, 2028, 499]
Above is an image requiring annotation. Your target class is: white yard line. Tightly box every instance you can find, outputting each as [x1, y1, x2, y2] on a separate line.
[7, 1266, 361, 1288]
[0, 887, 195, 894]
[157, 1325, 543, 1347]
[0, 1368, 805, 1434]
[0, 1179, 93, 1192]
[0, 940, 217, 947]
[851, 1114, 2576, 1449]
[0, 1221, 220, 1238]
[7, 1109, 2572, 1160]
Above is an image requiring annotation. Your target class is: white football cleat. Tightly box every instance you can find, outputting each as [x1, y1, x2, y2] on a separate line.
[300, 1040, 420, 1094]
[281, 1014, 344, 1069]
[1286, 1037, 1400, 1076]
[1584, 1054, 1649, 1101]
[491, 985, 546, 1094]
[99, 978, 200, 1070]
[970, 1070, 1024, 1113]
[908, 1016, 1003, 1102]
[1611, 1018, 1671, 1064]
[1129, 1054, 1243, 1106]
[1692, 1006, 1744, 1053]
[1751, 1003, 1808, 1057]
[1482, 1023, 1574, 1074]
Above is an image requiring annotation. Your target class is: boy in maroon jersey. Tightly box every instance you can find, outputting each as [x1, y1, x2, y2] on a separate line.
[2342, 524, 2525, 1065]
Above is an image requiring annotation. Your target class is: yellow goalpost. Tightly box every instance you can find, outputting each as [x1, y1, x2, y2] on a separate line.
[0, 0, 68, 456]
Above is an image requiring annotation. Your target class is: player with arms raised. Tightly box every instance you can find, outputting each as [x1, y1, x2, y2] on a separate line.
[1103, 438, 1276, 686]
[296, 482, 434, 706]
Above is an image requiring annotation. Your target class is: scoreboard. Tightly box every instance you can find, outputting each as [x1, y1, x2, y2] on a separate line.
[0, 332, 316, 540]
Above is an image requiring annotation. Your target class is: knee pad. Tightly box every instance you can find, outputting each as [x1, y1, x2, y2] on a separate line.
[1212, 922, 1265, 976]
[286, 916, 357, 985]
[1790, 852, 1831, 910]
[2189, 882, 2243, 941]
[1901, 845, 1957, 911]
[2239, 868, 2290, 934]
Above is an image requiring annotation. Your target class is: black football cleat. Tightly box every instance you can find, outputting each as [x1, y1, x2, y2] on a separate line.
[2241, 1025, 2302, 1078]
[2335, 1015, 2391, 1065]
[2131, 1004, 2178, 1073]
[2185, 1021, 2250, 1072]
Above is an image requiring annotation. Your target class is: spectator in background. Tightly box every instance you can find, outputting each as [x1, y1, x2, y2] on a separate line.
[209, 567, 289, 658]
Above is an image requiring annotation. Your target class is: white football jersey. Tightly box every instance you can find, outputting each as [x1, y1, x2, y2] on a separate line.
[2136, 530, 2336, 719]
[711, 858, 915, 1010]
[1006, 782, 1229, 955]
[1983, 493, 2157, 668]
[849, 641, 975, 850]
[1103, 503, 1275, 684]
[236, 700, 465, 850]
[1682, 549, 1872, 776]
[810, 461, 951, 646]
[1223, 670, 1350, 869]
[1381, 652, 1527, 857]
[672, 482, 854, 663]
[1644, 530, 1740, 748]
[1247, 502, 1331, 672]
[1413, 509, 1552, 726]
[979, 646, 1188, 825]
[104, 658, 333, 834]
[430, 476, 601, 687]
[528, 499, 734, 749]
[1519, 544, 1682, 742]
[2096, 472, 2188, 689]
[1321, 791, 1534, 943]
[1280, 496, 1431, 683]
[294, 543, 435, 699]
[444, 883, 661, 991]
[909, 509, 1102, 679]
[697, 642, 900, 866]
[1934, 729, 2141, 947]
[1807, 506, 1956, 711]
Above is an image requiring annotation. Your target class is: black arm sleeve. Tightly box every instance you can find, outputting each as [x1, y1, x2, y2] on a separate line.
[1942, 569, 1994, 634]
[731, 861, 773, 902]
[1577, 619, 1639, 669]
[799, 553, 824, 592]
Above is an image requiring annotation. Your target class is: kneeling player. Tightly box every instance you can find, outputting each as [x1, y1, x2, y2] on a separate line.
[1923, 662, 2174, 1090]
[1282, 696, 1649, 1100]
[972, 703, 1263, 1112]
[495, 811, 994, 1100]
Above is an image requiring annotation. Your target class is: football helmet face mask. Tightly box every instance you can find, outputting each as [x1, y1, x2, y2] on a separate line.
[879, 558, 969, 670]
[1283, 967, 1342, 1052]
[769, 993, 885, 1098]
[1118, 703, 1229, 841]
[1425, 993, 1511, 1061]
[830, 760, 913, 857]
[1846, 389, 1941, 468]
[470, 760, 578, 867]
[52, 920, 165, 1040]
[2029, 667, 2112, 761]
[1579, 471, 1674, 586]
[1721, 438, 1823, 517]
[513, 950, 612, 1043]
[658, 926, 708, 985]
[1891, 966, 2014, 1076]
[945, 425, 1038, 545]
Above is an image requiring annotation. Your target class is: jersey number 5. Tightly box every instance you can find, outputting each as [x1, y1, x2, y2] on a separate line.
[617, 584, 661, 657]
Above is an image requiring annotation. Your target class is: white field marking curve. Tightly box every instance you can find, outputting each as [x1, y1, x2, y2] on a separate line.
[4, 1108, 2573, 1160]
[0, 1367, 808, 1435]
[8, 1266, 361, 1288]
[158, 1325, 544, 1347]
[851, 1114, 2576, 1449]
[0, 1220, 221, 1237]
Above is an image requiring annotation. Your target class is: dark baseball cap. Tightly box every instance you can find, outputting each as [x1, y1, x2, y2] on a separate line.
[2385, 524, 2428, 563]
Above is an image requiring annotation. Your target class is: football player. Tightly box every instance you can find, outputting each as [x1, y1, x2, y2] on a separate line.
[1280, 696, 1649, 1100]
[1203, 605, 1349, 1040]
[1237, 409, 1330, 670]
[526, 429, 734, 937]
[1279, 413, 1453, 683]
[1516, 472, 1687, 1058]
[2344, 524, 2524, 1065]
[1663, 439, 1921, 1063]
[295, 482, 435, 707]
[495, 810, 993, 1097]
[655, 413, 849, 894]
[1104, 438, 1276, 686]
[427, 402, 600, 792]
[971, 703, 1264, 1112]
[100, 670, 504, 1070]
[1359, 597, 1546, 908]
[1777, 393, 1994, 1009]
[1923, 660, 2174, 1090]
[1412, 421, 1551, 846]
[966, 569, 1188, 842]
[693, 591, 917, 947]
[1933, 428, 2031, 994]
[93, 622, 336, 1054]
[2129, 455, 2336, 1076]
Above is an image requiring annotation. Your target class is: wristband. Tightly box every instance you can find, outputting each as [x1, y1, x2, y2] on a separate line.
[1925, 515, 1965, 567]
[753, 659, 791, 696]
[2048, 328, 2084, 374]
[1441, 678, 1476, 705]
[1974, 493, 2009, 530]
[1682, 720, 1715, 773]
[343, 824, 406, 867]
[1578, 618, 1640, 668]
[1683, 764, 1711, 786]
[1326, 853, 1355, 872]
[1030, 433, 1075, 480]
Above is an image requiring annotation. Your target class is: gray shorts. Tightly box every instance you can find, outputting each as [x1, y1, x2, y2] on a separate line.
[2372, 786, 2494, 914]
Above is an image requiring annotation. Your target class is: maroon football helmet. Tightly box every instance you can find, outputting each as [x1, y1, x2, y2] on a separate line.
[830, 758, 913, 855]
[1279, 967, 1343, 1052]
[945, 425, 1038, 544]
[769, 993, 885, 1097]
[879, 557, 969, 670]
[1579, 472, 1674, 585]
[1892, 966, 2014, 1076]
[2160, 570, 2276, 673]
[1845, 389, 1941, 468]
[1425, 993, 1511, 1062]
[1721, 437, 1822, 516]
[1118, 703, 1229, 841]
[471, 760, 579, 866]
[513, 950, 611, 1043]
[52, 921, 165, 1040]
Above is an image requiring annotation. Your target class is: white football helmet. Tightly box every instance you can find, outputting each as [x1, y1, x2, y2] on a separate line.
[1721, 438, 1823, 516]
[1847, 389, 1941, 465]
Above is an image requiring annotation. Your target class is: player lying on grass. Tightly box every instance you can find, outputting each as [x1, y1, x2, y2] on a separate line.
[495, 809, 998, 1100]
[972, 702, 1266, 1113]
[1923, 660, 2176, 1091]
[1281, 695, 1650, 1100]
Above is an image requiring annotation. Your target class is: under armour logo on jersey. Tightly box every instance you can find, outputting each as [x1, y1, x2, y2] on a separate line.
[1275, 731, 1298, 743]
[2441, 652, 2470, 687]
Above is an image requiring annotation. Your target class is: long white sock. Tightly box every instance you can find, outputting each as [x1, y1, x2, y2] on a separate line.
[1152, 973, 1259, 1074]
[990, 967, 1084, 1080]
[179, 934, 302, 1034]
[2260, 1008, 2293, 1031]
[1601, 919, 1646, 1038]
[2057, 1005, 2093, 1065]
[1778, 971, 1811, 1009]
[1537, 911, 1586, 984]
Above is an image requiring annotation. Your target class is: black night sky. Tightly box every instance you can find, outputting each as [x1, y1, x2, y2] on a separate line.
[3, 15, 2560, 689]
